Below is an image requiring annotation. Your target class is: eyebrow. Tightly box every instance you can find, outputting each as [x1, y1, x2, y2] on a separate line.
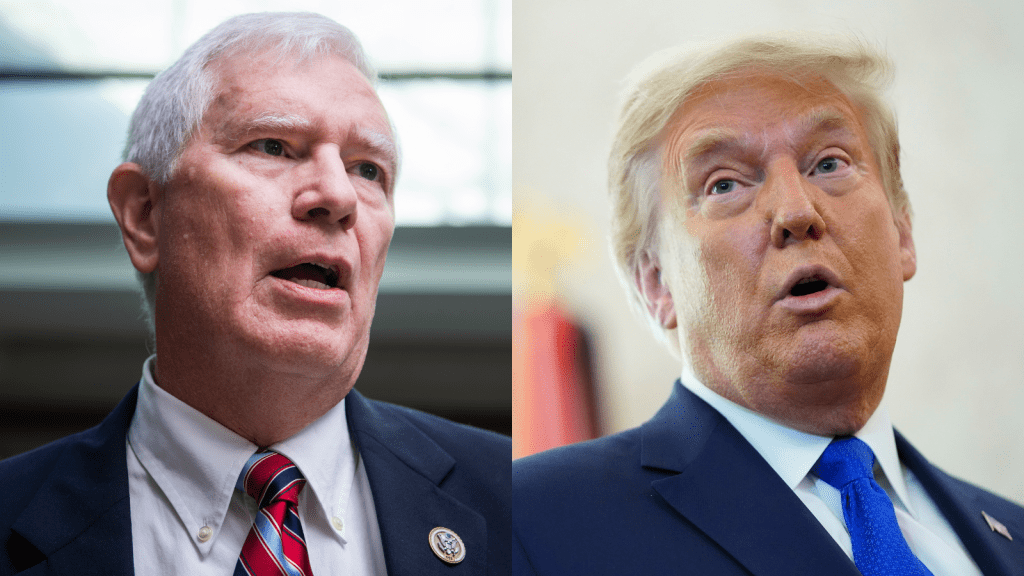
[683, 128, 744, 167]
[680, 107, 859, 169]
[795, 108, 857, 139]
[352, 126, 399, 177]
[220, 112, 314, 143]
[221, 113, 399, 175]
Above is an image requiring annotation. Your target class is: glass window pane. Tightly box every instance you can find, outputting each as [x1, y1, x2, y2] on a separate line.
[0, 78, 144, 222]
[380, 80, 510, 225]
[0, 78, 510, 226]
[0, 0, 509, 72]
[1, 1, 509, 225]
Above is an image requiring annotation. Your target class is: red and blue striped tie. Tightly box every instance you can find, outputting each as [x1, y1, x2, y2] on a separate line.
[234, 451, 314, 576]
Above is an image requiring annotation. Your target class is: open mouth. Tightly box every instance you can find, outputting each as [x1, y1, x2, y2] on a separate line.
[271, 262, 340, 290]
[789, 276, 830, 297]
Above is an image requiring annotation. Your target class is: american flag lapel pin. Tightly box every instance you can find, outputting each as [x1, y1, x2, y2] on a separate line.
[982, 511, 1013, 541]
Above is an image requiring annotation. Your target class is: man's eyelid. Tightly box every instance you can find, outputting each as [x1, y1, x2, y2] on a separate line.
[708, 178, 736, 195]
[809, 136, 856, 160]
[350, 150, 394, 177]
[808, 149, 852, 175]
[247, 137, 296, 157]
[703, 166, 748, 194]
[346, 160, 388, 190]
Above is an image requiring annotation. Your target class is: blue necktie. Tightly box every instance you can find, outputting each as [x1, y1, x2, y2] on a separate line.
[812, 437, 933, 576]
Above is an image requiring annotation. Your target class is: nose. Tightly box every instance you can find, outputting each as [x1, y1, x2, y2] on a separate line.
[763, 160, 827, 248]
[291, 146, 357, 229]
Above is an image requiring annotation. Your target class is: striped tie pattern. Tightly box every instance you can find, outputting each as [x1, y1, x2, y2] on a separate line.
[234, 451, 314, 576]
[813, 437, 934, 576]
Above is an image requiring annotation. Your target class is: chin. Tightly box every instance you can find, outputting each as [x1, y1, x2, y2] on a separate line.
[779, 321, 878, 384]
[238, 317, 369, 378]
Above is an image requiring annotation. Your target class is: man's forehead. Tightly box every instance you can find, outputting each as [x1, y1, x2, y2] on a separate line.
[662, 71, 868, 172]
[200, 51, 397, 157]
[205, 49, 385, 119]
[219, 109, 393, 144]
[683, 108, 859, 159]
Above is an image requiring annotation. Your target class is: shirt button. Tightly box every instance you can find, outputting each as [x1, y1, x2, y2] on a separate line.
[332, 516, 344, 532]
[198, 526, 213, 542]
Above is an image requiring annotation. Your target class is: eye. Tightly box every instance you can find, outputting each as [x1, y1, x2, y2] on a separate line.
[813, 157, 841, 175]
[250, 139, 285, 157]
[357, 162, 380, 181]
[710, 179, 737, 195]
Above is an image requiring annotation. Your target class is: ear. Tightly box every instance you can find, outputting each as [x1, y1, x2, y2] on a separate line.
[107, 162, 161, 274]
[895, 208, 916, 282]
[635, 251, 678, 329]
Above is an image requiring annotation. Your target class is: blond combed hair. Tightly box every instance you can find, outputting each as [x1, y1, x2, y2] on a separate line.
[608, 33, 908, 344]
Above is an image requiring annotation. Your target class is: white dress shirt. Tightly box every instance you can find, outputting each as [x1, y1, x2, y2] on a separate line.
[680, 366, 983, 576]
[127, 355, 388, 575]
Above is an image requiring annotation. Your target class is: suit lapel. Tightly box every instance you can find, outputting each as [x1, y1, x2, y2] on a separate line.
[897, 432, 1024, 576]
[643, 383, 860, 576]
[346, 390, 487, 576]
[10, 385, 138, 575]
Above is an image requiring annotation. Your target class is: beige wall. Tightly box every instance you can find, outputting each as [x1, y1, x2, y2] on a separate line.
[513, 0, 1024, 504]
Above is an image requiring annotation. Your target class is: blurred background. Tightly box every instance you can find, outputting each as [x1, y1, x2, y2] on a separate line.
[0, 0, 511, 456]
[513, 0, 1024, 505]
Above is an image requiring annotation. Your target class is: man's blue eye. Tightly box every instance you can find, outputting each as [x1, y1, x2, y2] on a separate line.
[359, 163, 379, 181]
[711, 180, 736, 195]
[815, 157, 839, 174]
[252, 139, 284, 156]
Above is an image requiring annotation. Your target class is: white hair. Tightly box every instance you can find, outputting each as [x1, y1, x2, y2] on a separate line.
[123, 12, 387, 335]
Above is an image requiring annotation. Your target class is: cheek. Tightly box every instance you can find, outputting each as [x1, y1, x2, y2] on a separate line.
[365, 212, 395, 268]
[662, 222, 735, 330]
[696, 222, 765, 311]
[846, 207, 904, 280]
[160, 189, 266, 292]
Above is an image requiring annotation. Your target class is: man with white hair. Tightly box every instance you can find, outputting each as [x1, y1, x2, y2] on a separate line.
[512, 35, 1024, 575]
[0, 12, 509, 575]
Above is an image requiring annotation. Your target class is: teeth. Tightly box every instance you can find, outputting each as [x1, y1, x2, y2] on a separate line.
[292, 278, 332, 290]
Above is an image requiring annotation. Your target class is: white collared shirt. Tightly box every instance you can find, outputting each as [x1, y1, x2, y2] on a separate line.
[127, 355, 387, 575]
[680, 366, 983, 576]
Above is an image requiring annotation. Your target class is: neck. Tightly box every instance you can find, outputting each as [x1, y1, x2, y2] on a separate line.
[151, 343, 359, 447]
[686, 342, 889, 437]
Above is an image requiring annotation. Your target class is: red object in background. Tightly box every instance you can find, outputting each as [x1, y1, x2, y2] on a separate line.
[513, 301, 597, 459]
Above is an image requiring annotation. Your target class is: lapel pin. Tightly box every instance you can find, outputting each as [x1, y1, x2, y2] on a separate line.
[982, 511, 1013, 541]
[429, 526, 466, 564]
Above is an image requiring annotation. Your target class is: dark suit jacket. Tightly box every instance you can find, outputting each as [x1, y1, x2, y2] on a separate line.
[512, 381, 1024, 575]
[0, 384, 511, 575]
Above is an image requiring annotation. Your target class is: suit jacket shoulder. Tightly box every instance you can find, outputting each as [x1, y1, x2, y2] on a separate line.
[355, 393, 511, 472]
[513, 383, 854, 576]
[0, 386, 137, 575]
[345, 390, 512, 575]
[513, 381, 1024, 576]
[0, 385, 512, 576]
[897, 431, 1024, 576]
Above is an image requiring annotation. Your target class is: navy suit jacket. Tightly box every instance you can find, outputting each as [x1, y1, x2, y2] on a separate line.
[512, 381, 1024, 575]
[0, 384, 511, 575]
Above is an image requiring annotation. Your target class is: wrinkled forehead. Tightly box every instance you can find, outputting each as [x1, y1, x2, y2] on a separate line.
[659, 69, 869, 179]
[196, 49, 399, 180]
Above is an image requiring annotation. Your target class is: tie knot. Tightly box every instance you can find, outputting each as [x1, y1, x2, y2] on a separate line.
[812, 436, 876, 489]
[237, 451, 306, 509]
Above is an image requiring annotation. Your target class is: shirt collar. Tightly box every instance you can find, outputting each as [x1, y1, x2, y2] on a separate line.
[127, 355, 358, 553]
[679, 365, 914, 514]
[271, 381, 359, 542]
